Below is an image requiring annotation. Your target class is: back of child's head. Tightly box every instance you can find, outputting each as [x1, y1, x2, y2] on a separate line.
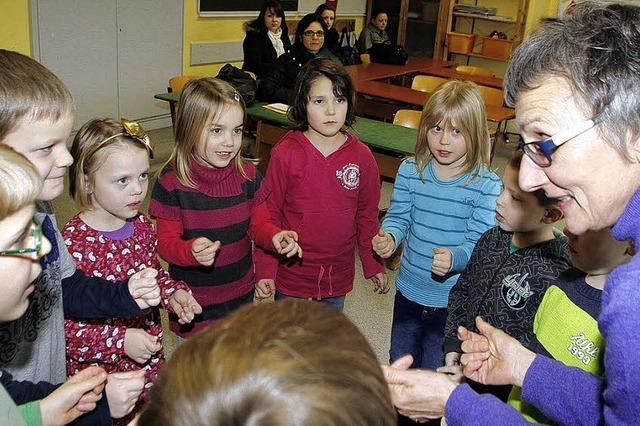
[0, 144, 42, 221]
[508, 150, 555, 207]
[167, 77, 248, 188]
[139, 299, 396, 426]
[0, 49, 74, 141]
[289, 57, 356, 131]
[415, 80, 490, 177]
[69, 118, 153, 210]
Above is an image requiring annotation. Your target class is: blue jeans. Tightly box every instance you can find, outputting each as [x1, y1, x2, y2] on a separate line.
[389, 291, 448, 370]
[275, 292, 346, 312]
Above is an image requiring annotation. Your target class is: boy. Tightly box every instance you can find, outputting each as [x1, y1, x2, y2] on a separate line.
[443, 150, 571, 399]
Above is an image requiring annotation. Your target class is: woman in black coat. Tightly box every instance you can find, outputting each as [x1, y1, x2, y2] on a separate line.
[242, 1, 292, 79]
[315, 3, 339, 54]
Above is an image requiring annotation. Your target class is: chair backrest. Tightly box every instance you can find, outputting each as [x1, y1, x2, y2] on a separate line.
[169, 76, 195, 93]
[393, 109, 422, 129]
[411, 75, 448, 93]
[455, 65, 495, 78]
[360, 53, 371, 64]
[477, 85, 504, 107]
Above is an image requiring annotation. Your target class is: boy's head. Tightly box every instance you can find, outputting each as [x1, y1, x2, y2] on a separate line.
[139, 300, 396, 426]
[0, 145, 51, 322]
[496, 150, 562, 233]
[0, 49, 75, 201]
[564, 227, 634, 275]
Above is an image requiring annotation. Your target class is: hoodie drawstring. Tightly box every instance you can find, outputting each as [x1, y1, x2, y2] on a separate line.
[316, 265, 334, 300]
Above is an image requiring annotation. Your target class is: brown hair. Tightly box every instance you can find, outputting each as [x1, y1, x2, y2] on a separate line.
[139, 300, 396, 426]
[0, 145, 42, 221]
[161, 78, 250, 188]
[414, 80, 490, 180]
[0, 49, 74, 141]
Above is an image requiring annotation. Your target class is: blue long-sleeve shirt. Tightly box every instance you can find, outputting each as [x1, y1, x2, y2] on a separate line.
[382, 159, 501, 307]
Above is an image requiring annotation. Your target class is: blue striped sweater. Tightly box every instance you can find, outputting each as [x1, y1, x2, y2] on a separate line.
[382, 158, 501, 307]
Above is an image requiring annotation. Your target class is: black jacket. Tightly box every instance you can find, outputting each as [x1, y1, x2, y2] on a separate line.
[324, 27, 340, 54]
[242, 23, 292, 79]
[444, 226, 572, 354]
[257, 43, 335, 104]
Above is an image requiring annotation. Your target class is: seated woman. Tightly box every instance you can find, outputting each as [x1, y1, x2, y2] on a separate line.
[138, 300, 396, 426]
[242, 0, 291, 79]
[357, 8, 391, 53]
[257, 13, 335, 103]
[316, 3, 339, 54]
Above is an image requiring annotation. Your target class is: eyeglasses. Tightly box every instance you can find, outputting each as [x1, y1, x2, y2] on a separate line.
[518, 118, 599, 167]
[303, 30, 325, 38]
[0, 221, 43, 258]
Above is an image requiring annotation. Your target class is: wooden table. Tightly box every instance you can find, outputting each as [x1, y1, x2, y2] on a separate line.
[421, 66, 504, 89]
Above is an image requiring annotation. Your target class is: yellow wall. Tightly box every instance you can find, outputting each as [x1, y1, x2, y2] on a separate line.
[0, 0, 31, 55]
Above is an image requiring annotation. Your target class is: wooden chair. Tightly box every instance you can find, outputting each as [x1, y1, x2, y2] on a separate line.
[455, 65, 495, 78]
[477, 85, 504, 107]
[167, 76, 195, 127]
[360, 53, 371, 64]
[393, 109, 422, 129]
[411, 75, 448, 93]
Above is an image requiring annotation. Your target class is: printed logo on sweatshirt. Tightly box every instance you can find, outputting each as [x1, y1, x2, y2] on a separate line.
[500, 273, 533, 310]
[567, 332, 599, 366]
[336, 163, 360, 190]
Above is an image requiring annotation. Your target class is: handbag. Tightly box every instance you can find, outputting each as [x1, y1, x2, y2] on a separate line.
[369, 43, 409, 65]
[335, 27, 362, 66]
[215, 64, 258, 105]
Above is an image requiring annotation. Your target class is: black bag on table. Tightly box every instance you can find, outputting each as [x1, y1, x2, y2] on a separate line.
[369, 43, 409, 65]
[215, 64, 257, 105]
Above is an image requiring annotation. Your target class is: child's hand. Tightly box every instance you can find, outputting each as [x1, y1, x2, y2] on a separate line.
[272, 230, 302, 258]
[432, 248, 452, 276]
[370, 272, 390, 294]
[124, 328, 162, 364]
[372, 229, 395, 259]
[191, 237, 220, 266]
[105, 369, 146, 419]
[440, 352, 463, 382]
[129, 268, 161, 309]
[39, 366, 107, 426]
[168, 289, 202, 324]
[444, 351, 461, 367]
[255, 279, 276, 299]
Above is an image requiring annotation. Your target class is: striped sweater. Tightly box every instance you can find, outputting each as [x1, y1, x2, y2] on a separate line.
[382, 158, 501, 308]
[150, 160, 268, 337]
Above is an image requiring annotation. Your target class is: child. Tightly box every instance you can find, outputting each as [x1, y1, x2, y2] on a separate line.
[150, 77, 296, 338]
[62, 118, 202, 421]
[508, 227, 633, 422]
[0, 49, 159, 420]
[443, 150, 570, 400]
[373, 80, 501, 370]
[139, 299, 397, 426]
[250, 57, 388, 311]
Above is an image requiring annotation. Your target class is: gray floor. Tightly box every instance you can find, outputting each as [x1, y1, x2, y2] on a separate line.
[53, 125, 516, 362]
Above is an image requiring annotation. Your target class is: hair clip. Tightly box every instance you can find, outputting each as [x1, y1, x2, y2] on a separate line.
[234, 93, 241, 102]
[121, 119, 154, 158]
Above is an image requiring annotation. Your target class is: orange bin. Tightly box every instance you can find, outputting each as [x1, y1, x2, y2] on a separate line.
[480, 36, 513, 59]
[447, 32, 475, 54]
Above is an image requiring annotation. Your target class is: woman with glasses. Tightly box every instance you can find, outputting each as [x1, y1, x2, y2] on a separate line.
[381, 2, 640, 425]
[257, 13, 335, 104]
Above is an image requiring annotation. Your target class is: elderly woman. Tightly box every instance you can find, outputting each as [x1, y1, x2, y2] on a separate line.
[383, 2, 640, 425]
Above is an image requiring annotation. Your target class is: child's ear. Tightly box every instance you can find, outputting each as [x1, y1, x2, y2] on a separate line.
[542, 206, 563, 224]
[626, 240, 636, 257]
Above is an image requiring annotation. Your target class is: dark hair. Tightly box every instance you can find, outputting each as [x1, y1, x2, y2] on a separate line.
[289, 57, 356, 131]
[504, 1, 640, 154]
[249, 0, 288, 36]
[371, 8, 388, 21]
[294, 13, 328, 45]
[315, 3, 336, 16]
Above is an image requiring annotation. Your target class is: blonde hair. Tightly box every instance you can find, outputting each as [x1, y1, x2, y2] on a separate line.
[139, 300, 396, 426]
[0, 145, 42, 221]
[69, 118, 150, 211]
[0, 49, 74, 141]
[162, 78, 250, 188]
[414, 80, 491, 179]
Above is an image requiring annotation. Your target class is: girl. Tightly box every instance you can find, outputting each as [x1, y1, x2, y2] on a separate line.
[150, 78, 297, 338]
[250, 58, 388, 312]
[373, 80, 501, 370]
[63, 118, 201, 422]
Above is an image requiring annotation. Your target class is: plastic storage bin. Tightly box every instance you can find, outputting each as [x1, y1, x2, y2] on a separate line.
[446, 32, 475, 54]
[480, 36, 513, 59]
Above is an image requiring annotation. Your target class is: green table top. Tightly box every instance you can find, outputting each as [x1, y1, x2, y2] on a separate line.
[154, 93, 417, 156]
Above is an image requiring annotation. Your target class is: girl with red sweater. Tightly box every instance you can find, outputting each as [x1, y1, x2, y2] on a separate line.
[251, 58, 388, 311]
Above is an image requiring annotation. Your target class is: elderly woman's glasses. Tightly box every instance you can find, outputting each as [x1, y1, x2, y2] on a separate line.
[0, 221, 43, 258]
[303, 30, 325, 38]
[518, 118, 598, 167]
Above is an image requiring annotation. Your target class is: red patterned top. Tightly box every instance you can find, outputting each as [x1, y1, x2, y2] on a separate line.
[62, 214, 190, 413]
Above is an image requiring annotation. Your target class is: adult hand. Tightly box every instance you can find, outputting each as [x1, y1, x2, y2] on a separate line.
[272, 230, 302, 258]
[124, 328, 161, 364]
[459, 316, 536, 387]
[372, 229, 395, 259]
[105, 370, 146, 419]
[255, 279, 276, 299]
[129, 268, 160, 309]
[40, 366, 107, 426]
[431, 248, 452, 276]
[191, 237, 220, 267]
[370, 272, 390, 294]
[169, 289, 202, 324]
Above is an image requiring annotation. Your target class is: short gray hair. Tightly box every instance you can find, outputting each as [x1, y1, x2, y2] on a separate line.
[505, 1, 640, 152]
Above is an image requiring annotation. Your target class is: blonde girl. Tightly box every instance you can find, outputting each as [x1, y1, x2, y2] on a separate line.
[373, 80, 502, 370]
